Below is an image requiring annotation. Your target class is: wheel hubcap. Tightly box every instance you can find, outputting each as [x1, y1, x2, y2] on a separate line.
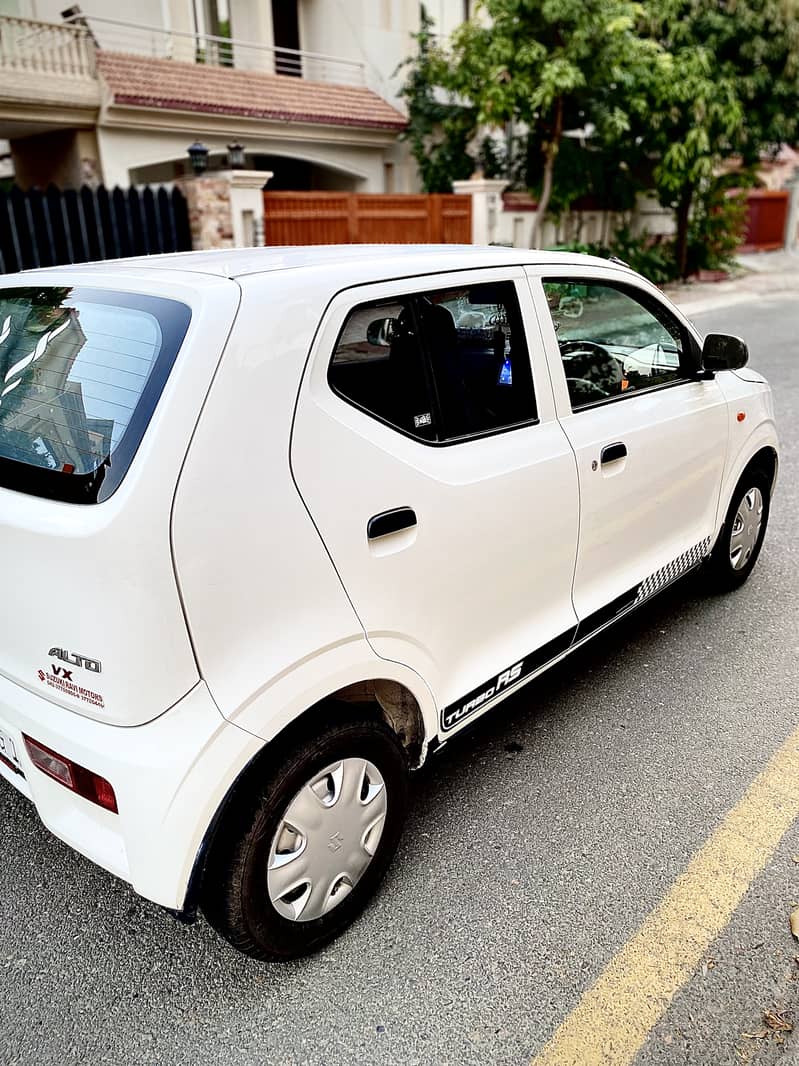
[729, 487, 764, 571]
[267, 758, 387, 922]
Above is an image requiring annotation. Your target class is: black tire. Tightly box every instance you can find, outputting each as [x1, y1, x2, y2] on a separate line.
[201, 715, 409, 961]
[706, 468, 771, 592]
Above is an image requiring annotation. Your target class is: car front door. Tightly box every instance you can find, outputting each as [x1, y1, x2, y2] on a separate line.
[529, 268, 728, 629]
[291, 268, 580, 737]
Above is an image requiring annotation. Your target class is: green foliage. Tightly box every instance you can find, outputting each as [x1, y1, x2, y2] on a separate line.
[439, 0, 660, 241]
[686, 175, 753, 274]
[396, 6, 477, 192]
[397, 0, 799, 261]
[445, 0, 656, 129]
[536, 137, 639, 215]
[477, 134, 506, 179]
[633, 0, 799, 275]
[604, 227, 677, 284]
[554, 227, 678, 284]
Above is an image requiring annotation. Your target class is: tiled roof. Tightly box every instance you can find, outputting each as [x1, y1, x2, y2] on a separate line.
[96, 52, 407, 131]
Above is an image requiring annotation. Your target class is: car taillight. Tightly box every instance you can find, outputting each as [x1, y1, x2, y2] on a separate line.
[22, 735, 118, 814]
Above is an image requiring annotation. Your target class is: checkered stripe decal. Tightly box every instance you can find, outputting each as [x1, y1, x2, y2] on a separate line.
[634, 537, 712, 604]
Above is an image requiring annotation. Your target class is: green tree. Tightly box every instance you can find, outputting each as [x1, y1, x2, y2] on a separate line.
[637, 0, 799, 277]
[439, 0, 658, 246]
[396, 5, 477, 193]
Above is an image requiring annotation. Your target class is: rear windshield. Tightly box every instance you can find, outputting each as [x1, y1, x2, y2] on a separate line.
[0, 286, 190, 503]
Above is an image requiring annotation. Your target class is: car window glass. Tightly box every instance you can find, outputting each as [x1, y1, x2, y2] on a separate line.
[329, 296, 436, 441]
[415, 281, 536, 439]
[0, 286, 190, 503]
[329, 281, 537, 443]
[543, 280, 685, 410]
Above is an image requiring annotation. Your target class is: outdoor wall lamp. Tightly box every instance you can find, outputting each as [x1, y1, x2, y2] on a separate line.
[227, 142, 246, 169]
[187, 141, 209, 175]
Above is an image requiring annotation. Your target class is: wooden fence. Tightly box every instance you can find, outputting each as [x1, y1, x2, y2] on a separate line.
[0, 184, 192, 274]
[262, 191, 472, 246]
[740, 189, 789, 253]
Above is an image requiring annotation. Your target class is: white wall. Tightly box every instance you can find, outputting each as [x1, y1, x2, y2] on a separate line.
[297, 0, 465, 105]
[427, 0, 469, 38]
[493, 199, 675, 249]
[96, 125, 391, 191]
[229, 0, 272, 65]
[19, 0, 167, 30]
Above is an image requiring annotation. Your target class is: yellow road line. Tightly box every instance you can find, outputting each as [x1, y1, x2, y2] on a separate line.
[531, 725, 799, 1066]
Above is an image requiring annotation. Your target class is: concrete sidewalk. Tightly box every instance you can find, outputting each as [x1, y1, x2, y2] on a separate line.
[664, 249, 799, 316]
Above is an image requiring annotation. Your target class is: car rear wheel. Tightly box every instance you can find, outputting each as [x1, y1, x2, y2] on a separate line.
[707, 469, 771, 591]
[201, 715, 409, 960]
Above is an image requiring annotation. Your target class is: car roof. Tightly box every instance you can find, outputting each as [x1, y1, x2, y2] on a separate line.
[4, 244, 630, 284]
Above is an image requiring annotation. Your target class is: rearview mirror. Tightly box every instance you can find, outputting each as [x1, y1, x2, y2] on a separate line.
[702, 332, 748, 372]
[367, 317, 396, 347]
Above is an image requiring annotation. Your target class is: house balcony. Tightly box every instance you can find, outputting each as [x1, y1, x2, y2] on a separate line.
[0, 17, 99, 124]
[0, 13, 402, 136]
[0, 13, 406, 192]
[0, 12, 368, 92]
[73, 13, 368, 86]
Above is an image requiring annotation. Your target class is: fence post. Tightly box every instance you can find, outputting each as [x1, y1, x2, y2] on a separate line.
[346, 194, 359, 242]
[452, 175, 509, 245]
[783, 167, 799, 253]
[230, 169, 273, 247]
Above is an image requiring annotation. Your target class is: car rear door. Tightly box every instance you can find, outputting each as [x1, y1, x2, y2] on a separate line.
[528, 267, 728, 629]
[291, 267, 580, 736]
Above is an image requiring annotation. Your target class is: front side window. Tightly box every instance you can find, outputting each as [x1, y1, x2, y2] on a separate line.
[0, 287, 190, 503]
[329, 280, 536, 442]
[543, 280, 688, 411]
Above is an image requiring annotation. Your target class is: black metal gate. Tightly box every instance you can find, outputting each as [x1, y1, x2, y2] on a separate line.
[0, 184, 192, 274]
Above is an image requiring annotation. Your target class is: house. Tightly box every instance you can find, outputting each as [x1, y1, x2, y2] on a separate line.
[0, 0, 467, 192]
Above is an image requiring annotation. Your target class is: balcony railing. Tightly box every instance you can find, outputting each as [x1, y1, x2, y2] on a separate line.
[0, 16, 95, 78]
[63, 13, 367, 87]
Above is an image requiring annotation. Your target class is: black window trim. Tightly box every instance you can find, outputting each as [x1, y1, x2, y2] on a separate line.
[542, 275, 702, 414]
[327, 284, 541, 448]
[0, 286, 191, 505]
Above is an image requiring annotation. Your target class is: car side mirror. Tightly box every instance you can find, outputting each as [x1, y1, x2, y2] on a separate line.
[366, 317, 396, 347]
[702, 332, 749, 372]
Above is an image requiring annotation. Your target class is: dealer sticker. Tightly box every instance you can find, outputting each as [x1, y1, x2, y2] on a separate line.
[38, 664, 105, 709]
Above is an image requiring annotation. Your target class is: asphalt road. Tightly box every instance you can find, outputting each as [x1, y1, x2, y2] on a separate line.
[2, 292, 798, 1066]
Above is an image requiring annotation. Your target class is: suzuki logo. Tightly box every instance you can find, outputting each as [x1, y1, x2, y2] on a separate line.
[327, 832, 344, 852]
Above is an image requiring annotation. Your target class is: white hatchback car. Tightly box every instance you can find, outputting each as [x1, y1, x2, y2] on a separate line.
[0, 247, 777, 959]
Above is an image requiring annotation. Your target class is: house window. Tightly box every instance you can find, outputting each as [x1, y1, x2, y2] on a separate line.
[193, 0, 233, 64]
[272, 0, 301, 77]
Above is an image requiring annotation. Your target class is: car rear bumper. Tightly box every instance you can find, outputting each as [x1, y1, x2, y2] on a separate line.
[0, 672, 262, 909]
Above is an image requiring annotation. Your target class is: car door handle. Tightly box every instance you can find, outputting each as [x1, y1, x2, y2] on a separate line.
[600, 442, 627, 465]
[367, 507, 417, 540]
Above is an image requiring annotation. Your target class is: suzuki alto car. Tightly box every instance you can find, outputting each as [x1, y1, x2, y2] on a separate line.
[0, 246, 778, 959]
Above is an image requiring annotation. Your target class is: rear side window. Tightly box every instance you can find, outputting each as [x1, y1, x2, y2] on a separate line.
[0, 287, 190, 503]
[328, 295, 436, 442]
[328, 280, 537, 443]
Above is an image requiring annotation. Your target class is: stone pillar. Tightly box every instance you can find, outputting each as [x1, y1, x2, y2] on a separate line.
[452, 175, 509, 246]
[76, 129, 102, 188]
[230, 169, 273, 247]
[175, 169, 273, 250]
[175, 172, 235, 250]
